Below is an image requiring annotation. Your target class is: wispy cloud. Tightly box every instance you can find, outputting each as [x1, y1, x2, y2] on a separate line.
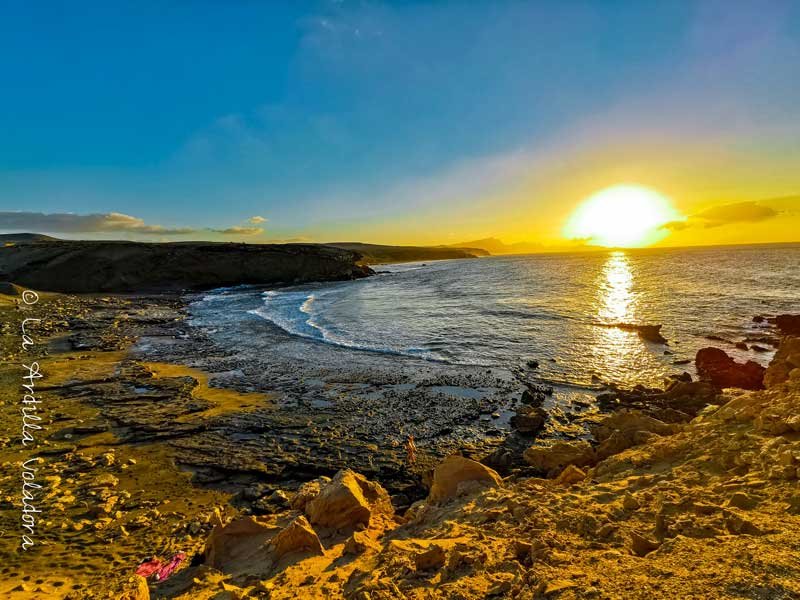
[0, 211, 264, 237]
[248, 215, 267, 224]
[0, 211, 195, 235]
[210, 226, 264, 235]
[663, 198, 789, 231]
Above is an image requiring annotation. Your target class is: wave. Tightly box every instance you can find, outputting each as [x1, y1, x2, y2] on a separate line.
[248, 289, 450, 362]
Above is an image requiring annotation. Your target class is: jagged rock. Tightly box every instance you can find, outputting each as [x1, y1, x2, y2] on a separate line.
[268, 515, 325, 560]
[630, 530, 661, 556]
[343, 531, 378, 555]
[204, 515, 279, 572]
[290, 477, 329, 512]
[116, 575, 150, 600]
[764, 337, 800, 388]
[510, 405, 547, 434]
[523, 440, 595, 474]
[553, 464, 586, 486]
[306, 469, 393, 530]
[428, 455, 503, 503]
[773, 314, 800, 336]
[414, 544, 446, 570]
[696, 347, 765, 390]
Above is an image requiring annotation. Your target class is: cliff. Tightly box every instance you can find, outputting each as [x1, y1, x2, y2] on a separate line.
[0, 240, 373, 293]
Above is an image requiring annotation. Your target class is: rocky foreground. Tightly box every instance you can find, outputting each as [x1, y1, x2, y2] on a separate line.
[1, 285, 799, 599]
[98, 335, 800, 600]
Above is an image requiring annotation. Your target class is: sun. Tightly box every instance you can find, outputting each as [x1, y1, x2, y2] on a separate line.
[563, 184, 681, 247]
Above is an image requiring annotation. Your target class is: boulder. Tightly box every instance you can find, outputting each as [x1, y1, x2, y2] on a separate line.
[116, 575, 150, 600]
[592, 410, 676, 442]
[764, 336, 800, 388]
[414, 544, 447, 571]
[523, 440, 595, 474]
[607, 323, 667, 344]
[343, 531, 378, 555]
[290, 477, 329, 512]
[553, 464, 586, 486]
[268, 515, 325, 561]
[204, 515, 279, 572]
[695, 347, 765, 390]
[306, 469, 393, 530]
[773, 314, 800, 336]
[428, 455, 503, 503]
[510, 406, 547, 434]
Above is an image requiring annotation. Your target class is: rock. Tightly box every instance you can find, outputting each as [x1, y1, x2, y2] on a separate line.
[735, 341, 749, 350]
[428, 455, 503, 503]
[116, 575, 150, 600]
[306, 469, 393, 530]
[290, 478, 328, 512]
[727, 492, 759, 511]
[343, 531, 377, 555]
[725, 512, 763, 536]
[204, 515, 279, 571]
[414, 544, 446, 571]
[520, 388, 546, 407]
[526, 359, 539, 369]
[622, 492, 640, 511]
[510, 405, 547, 435]
[695, 347, 765, 390]
[764, 337, 800, 388]
[592, 410, 677, 442]
[773, 314, 800, 336]
[523, 440, 595, 474]
[268, 515, 325, 561]
[553, 464, 586, 486]
[606, 323, 667, 344]
[630, 530, 661, 556]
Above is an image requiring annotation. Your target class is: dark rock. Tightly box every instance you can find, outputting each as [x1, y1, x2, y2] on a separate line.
[752, 315, 765, 323]
[773, 314, 800, 336]
[695, 347, 765, 390]
[603, 323, 667, 344]
[510, 406, 547, 435]
[735, 342, 749, 350]
[526, 359, 539, 369]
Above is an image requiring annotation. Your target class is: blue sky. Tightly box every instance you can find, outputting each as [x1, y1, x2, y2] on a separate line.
[1, 1, 799, 245]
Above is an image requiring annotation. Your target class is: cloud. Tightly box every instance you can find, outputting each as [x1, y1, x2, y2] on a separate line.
[0, 211, 195, 235]
[693, 201, 778, 227]
[209, 226, 264, 235]
[662, 199, 784, 232]
[248, 215, 267, 224]
[0, 211, 265, 238]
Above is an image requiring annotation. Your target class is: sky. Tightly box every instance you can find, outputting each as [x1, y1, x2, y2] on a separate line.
[1, 0, 799, 249]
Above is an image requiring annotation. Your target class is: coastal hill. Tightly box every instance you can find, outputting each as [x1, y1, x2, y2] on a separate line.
[0, 239, 373, 293]
[0, 235, 489, 293]
[327, 242, 489, 264]
[447, 237, 543, 255]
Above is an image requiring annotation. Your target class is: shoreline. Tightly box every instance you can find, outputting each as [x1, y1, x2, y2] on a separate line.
[0, 288, 798, 598]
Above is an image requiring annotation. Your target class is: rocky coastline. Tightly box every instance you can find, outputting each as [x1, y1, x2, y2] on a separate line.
[0, 285, 798, 599]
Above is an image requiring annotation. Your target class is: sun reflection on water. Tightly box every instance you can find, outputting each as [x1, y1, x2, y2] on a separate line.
[592, 251, 642, 386]
[599, 251, 634, 322]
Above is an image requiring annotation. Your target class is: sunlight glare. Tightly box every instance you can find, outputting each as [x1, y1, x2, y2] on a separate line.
[564, 184, 681, 247]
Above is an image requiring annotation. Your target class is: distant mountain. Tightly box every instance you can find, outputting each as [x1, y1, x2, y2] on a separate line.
[327, 242, 488, 264]
[447, 237, 543, 255]
[0, 232, 59, 243]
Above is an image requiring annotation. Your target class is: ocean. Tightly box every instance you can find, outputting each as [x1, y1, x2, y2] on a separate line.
[193, 244, 799, 391]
